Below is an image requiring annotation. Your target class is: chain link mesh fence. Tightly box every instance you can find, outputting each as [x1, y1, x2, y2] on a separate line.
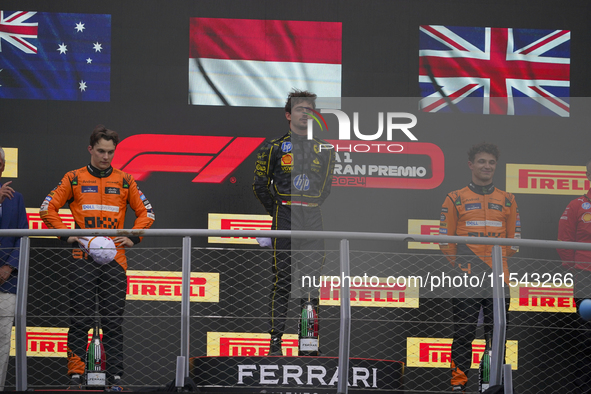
[1, 243, 590, 393]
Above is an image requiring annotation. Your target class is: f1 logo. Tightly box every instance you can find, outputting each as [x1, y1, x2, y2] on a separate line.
[111, 135, 264, 183]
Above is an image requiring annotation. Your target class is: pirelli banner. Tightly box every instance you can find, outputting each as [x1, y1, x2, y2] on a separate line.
[208, 213, 271, 245]
[406, 337, 518, 370]
[207, 332, 299, 357]
[9, 327, 99, 358]
[2, 148, 19, 178]
[509, 284, 576, 313]
[507, 164, 590, 195]
[126, 270, 219, 302]
[26, 208, 75, 238]
[407, 219, 439, 250]
[319, 277, 419, 308]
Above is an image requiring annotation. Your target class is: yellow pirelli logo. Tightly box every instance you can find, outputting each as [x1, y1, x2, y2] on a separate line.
[126, 270, 219, 302]
[207, 332, 298, 357]
[3, 148, 18, 178]
[406, 337, 518, 369]
[9, 327, 100, 358]
[509, 284, 575, 313]
[407, 219, 440, 250]
[26, 208, 76, 238]
[208, 213, 272, 244]
[507, 163, 590, 195]
[319, 277, 419, 308]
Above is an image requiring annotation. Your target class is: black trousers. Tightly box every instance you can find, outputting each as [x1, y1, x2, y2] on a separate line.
[68, 258, 127, 377]
[450, 254, 510, 377]
[269, 204, 324, 337]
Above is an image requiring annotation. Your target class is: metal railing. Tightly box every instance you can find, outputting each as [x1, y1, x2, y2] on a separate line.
[2, 228, 591, 392]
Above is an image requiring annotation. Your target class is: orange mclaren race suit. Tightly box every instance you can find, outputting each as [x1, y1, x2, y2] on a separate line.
[253, 131, 335, 344]
[40, 164, 155, 378]
[438, 181, 520, 388]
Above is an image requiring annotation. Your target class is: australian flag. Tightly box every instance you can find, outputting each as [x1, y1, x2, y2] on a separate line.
[0, 11, 110, 101]
[419, 25, 570, 116]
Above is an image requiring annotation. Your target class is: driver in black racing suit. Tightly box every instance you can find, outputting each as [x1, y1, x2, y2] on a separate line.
[253, 89, 335, 356]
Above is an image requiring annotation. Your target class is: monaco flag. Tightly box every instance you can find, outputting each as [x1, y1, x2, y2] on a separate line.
[188, 18, 342, 107]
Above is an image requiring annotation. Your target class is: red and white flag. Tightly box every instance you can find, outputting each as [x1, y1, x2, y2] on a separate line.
[189, 18, 342, 107]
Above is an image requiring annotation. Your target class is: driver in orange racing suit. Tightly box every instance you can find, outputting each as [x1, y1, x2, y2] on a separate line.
[40, 125, 155, 388]
[439, 142, 520, 392]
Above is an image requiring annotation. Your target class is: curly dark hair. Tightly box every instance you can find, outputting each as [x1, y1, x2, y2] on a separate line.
[89, 124, 119, 147]
[468, 142, 499, 162]
[284, 89, 317, 115]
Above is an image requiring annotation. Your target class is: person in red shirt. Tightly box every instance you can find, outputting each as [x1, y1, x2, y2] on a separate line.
[40, 125, 155, 389]
[557, 158, 591, 393]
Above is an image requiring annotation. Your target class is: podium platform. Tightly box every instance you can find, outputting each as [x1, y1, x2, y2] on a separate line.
[190, 356, 404, 393]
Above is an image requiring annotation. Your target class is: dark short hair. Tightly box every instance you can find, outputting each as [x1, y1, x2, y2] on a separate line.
[586, 158, 591, 170]
[89, 125, 119, 147]
[284, 89, 317, 114]
[468, 142, 500, 162]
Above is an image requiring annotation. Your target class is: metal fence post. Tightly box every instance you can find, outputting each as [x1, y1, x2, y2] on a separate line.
[15, 236, 30, 391]
[337, 239, 351, 394]
[490, 245, 506, 386]
[503, 364, 513, 394]
[180, 236, 192, 377]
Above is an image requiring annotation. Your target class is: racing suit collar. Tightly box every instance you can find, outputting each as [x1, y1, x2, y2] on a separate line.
[87, 163, 113, 178]
[468, 181, 495, 195]
[289, 129, 307, 140]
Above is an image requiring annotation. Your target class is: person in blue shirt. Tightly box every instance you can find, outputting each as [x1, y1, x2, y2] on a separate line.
[0, 146, 28, 390]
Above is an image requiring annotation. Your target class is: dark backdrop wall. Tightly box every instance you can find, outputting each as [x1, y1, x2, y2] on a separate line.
[1, 0, 590, 391]
[1, 0, 589, 257]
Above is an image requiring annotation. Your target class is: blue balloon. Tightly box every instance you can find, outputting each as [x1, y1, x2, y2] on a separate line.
[580, 299, 591, 321]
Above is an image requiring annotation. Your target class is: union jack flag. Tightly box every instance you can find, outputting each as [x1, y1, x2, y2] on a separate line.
[419, 25, 570, 117]
[0, 10, 110, 102]
[0, 11, 38, 54]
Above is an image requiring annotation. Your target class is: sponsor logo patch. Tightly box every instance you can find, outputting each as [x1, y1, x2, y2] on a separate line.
[105, 187, 120, 195]
[281, 153, 293, 166]
[81, 186, 98, 193]
[293, 174, 310, 191]
[81, 205, 120, 213]
[281, 141, 292, 153]
[488, 203, 503, 211]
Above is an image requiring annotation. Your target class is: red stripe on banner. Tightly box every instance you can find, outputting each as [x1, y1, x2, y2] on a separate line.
[422, 83, 479, 112]
[520, 30, 569, 55]
[11, 35, 37, 53]
[4, 11, 28, 23]
[528, 86, 569, 113]
[421, 25, 468, 51]
[0, 23, 38, 36]
[189, 18, 342, 64]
